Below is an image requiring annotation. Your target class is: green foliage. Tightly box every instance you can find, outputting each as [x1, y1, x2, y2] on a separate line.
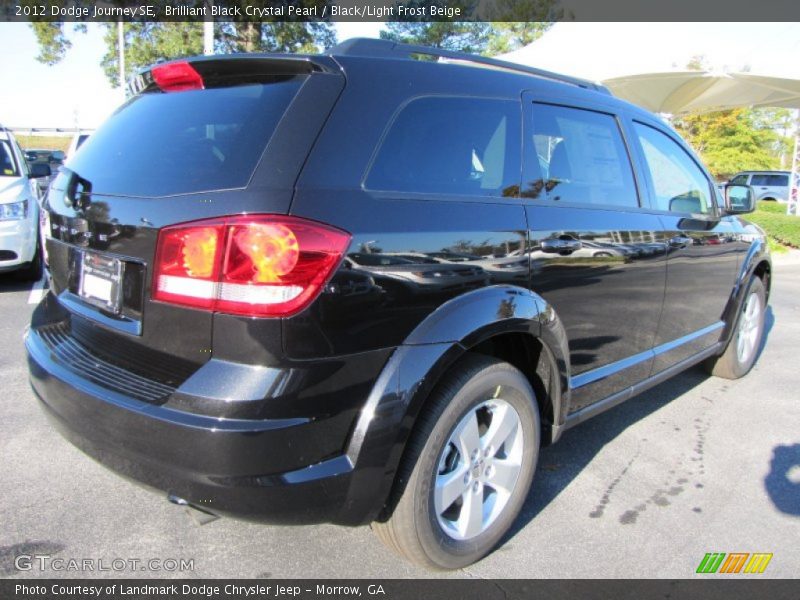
[101, 23, 204, 87]
[673, 109, 786, 180]
[485, 22, 552, 55]
[29, 22, 73, 65]
[380, 21, 552, 56]
[380, 22, 491, 54]
[217, 21, 337, 55]
[747, 201, 800, 249]
[15, 135, 70, 152]
[30, 2, 337, 89]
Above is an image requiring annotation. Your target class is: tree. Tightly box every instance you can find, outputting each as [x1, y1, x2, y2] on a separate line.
[380, 21, 552, 56]
[30, 22, 83, 65]
[380, 22, 491, 54]
[485, 22, 552, 55]
[30, 5, 337, 88]
[100, 23, 204, 87]
[673, 108, 784, 179]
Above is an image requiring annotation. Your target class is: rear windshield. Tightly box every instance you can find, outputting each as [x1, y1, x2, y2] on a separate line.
[63, 76, 305, 197]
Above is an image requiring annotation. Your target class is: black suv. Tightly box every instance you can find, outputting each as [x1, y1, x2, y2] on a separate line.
[27, 39, 771, 569]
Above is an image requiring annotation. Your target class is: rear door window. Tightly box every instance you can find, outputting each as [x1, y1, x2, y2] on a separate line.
[366, 97, 521, 197]
[751, 174, 770, 186]
[524, 103, 639, 208]
[767, 174, 789, 186]
[62, 76, 305, 197]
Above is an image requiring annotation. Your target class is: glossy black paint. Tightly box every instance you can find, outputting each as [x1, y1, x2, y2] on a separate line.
[28, 45, 771, 526]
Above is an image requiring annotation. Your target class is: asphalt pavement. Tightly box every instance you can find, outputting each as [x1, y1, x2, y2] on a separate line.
[1, 260, 798, 579]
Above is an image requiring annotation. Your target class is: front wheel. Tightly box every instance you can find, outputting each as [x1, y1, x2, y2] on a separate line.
[372, 354, 540, 570]
[704, 276, 766, 379]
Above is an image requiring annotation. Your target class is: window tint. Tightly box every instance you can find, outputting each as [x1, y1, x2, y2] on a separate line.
[750, 174, 770, 186]
[64, 77, 304, 197]
[523, 103, 638, 207]
[730, 174, 748, 185]
[366, 97, 520, 197]
[634, 123, 713, 215]
[0, 141, 19, 177]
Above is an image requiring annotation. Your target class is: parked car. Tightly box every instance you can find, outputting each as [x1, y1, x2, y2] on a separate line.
[24, 148, 64, 196]
[26, 39, 771, 570]
[728, 170, 797, 203]
[1, 128, 49, 279]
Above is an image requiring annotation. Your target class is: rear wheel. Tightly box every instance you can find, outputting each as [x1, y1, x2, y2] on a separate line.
[372, 354, 540, 570]
[704, 276, 766, 379]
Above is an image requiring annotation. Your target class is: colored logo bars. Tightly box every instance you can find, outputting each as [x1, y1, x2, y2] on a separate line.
[696, 552, 773, 574]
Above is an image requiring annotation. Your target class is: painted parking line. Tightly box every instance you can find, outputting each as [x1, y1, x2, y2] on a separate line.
[27, 275, 47, 304]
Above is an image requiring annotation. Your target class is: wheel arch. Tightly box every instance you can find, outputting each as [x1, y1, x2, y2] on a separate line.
[720, 238, 772, 344]
[340, 285, 571, 525]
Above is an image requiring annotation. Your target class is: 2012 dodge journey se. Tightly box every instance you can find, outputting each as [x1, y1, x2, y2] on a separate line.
[26, 38, 771, 569]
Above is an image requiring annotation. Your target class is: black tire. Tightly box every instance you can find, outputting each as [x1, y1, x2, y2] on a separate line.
[16, 237, 43, 282]
[704, 276, 766, 379]
[372, 353, 540, 570]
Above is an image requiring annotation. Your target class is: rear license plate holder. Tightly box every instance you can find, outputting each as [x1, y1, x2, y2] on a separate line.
[78, 251, 123, 314]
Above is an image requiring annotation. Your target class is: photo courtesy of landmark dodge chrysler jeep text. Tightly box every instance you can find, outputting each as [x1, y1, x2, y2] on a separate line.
[26, 39, 771, 570]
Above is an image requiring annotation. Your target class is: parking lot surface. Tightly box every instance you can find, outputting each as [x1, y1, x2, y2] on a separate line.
[2, 262, 799, 579]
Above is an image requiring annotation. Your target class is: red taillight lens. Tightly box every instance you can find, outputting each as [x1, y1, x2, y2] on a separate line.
[151, 61, 204, 92]
[153, 215, 350, 317]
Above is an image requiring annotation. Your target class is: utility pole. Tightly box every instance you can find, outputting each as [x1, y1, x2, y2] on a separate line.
[204, 1, 214, 55]
[787, 109, 800, 216]
[117, 20, 125, 98]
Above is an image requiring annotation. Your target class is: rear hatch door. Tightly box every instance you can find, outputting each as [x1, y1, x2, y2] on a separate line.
[44, 56, 344, 377]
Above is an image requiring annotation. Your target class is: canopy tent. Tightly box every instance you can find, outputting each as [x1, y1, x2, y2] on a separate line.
[602, 71, 800, 115]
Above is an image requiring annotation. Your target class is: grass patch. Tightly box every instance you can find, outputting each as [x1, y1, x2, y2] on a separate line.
[746, 201, 800, 249]
[14, 135, 70, 152]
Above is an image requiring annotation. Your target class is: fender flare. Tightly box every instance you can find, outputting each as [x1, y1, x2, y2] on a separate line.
[339, 285, 571, 524]
[720, 238, 772, 344]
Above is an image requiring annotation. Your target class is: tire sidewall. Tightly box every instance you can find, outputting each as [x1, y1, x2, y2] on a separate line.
[411, 365, 540, 569]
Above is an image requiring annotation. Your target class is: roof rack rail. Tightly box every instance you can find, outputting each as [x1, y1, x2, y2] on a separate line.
[330, 38, 610, 94]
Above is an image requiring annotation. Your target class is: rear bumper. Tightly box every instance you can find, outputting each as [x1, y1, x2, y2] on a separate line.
[26, 316, 394, 526]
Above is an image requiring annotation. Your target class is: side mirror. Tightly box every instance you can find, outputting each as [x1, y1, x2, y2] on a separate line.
[724, 184, 755, 214]
[29, 163, 51, 179]
[51, 150, 66, 162]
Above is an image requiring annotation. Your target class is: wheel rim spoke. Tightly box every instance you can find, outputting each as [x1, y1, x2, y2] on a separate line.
[454, 411, 480, 459]
[434, 465, 469, 514]
[458, 485, 485, 539]
[482, 403, 518, 453]
[486, 458, 520, 496]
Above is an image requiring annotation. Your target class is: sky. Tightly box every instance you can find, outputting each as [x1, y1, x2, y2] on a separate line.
[1, 22, 798, 130]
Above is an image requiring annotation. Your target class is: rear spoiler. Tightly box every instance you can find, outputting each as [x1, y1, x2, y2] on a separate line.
[128, 54, 341, 96]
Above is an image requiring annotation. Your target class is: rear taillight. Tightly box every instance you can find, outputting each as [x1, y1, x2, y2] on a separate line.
[153, 215, 350, 317]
